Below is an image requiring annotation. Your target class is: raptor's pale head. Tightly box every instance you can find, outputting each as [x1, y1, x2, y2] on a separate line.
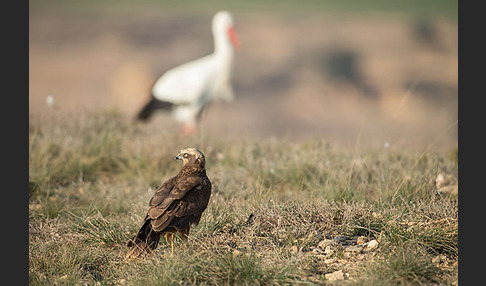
[175, 148, 206, 169]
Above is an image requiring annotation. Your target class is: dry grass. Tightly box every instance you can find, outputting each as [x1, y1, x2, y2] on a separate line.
[29, 111, 457, 285]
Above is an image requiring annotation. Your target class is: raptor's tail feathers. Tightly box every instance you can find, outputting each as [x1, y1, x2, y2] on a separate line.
[126, 221, 161, 259]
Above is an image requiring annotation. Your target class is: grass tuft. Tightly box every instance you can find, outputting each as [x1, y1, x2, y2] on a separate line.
[71, 210, 130, 246]
[355, 243, 440, 285]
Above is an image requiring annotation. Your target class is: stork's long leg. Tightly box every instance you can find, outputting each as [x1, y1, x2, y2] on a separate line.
[182, 123, 196, 136]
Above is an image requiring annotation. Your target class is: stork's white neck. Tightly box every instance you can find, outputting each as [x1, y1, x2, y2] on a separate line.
[213, 30, 234, 58]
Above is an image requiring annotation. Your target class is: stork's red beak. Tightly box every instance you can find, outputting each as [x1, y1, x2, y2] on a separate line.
[228, 26, 240, 49]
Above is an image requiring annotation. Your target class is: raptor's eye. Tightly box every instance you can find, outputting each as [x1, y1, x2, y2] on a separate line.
[183, 153, 189, 158]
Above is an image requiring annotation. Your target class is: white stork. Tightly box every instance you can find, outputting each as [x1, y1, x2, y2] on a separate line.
[137, 11, 239, 135]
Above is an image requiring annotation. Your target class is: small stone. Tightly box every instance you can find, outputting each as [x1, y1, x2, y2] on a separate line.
[290, 245, 298, 253]
[345, 245, 363, 253]
[334, 236, 350, 243]
[324, 245, 335, 256]
[437, 185, 458, 196]
[324, 258, 337, 264]
[311, 247, 325, 254]
[325, 270, 346, 282]
[366, 239, 379, 250]
[435, 173, 457, 189]
[314, 254, 327, 261]
[318, 239, 334, 249]
[372, 212, 382, 219]
[434, 174, 458, 196]
[29, 203, 42, 210]
[356, 236, 368, 245]
[46, 94, 55, 107]
[342, 239, 355, 246]
[432, 254, 447, 264]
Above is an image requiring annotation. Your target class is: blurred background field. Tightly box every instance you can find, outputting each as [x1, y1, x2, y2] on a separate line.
[29, 0, 458, 154]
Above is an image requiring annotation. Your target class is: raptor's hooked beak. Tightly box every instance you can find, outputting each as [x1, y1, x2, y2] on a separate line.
[175, 154, 183, 161]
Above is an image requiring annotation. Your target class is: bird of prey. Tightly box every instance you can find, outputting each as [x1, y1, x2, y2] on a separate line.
[136, 11, 240, 135]
[126, 148, 212, 259]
